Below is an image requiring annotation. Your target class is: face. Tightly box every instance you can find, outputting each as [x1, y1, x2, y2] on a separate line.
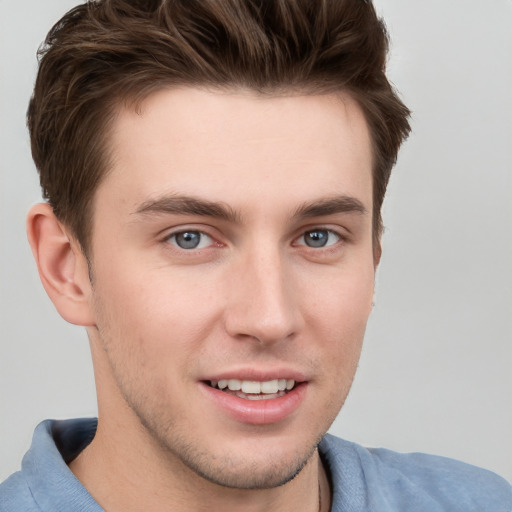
[86, 88, 375, 489]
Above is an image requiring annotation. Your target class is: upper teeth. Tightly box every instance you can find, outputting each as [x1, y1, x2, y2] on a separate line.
[211, 379, 295, 394]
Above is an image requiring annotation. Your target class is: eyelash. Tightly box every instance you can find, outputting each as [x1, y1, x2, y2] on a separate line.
[293, 229, 343, 249]
[164, 230, 217, 251]
[163, 227, 346, 254]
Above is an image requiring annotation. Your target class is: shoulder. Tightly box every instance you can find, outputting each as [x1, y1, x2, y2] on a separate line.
[1, 418, 100, 512]
[319, 434, 512, 512]
[0, 472, 41, 512]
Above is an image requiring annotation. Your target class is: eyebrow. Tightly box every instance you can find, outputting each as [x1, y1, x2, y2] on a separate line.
[293, 196, 367, 219]
[133, 194, 367, 223]
[133, 195, 240, 223]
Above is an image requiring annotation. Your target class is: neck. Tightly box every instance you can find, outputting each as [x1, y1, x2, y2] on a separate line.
[70, 415, 330, 512]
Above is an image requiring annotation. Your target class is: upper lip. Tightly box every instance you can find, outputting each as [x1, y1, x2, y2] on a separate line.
[201, 367, 308, 383]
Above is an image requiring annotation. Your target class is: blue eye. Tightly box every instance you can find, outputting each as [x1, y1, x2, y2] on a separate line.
[168, 231, 213, 250]
[297, 229, 340, 248]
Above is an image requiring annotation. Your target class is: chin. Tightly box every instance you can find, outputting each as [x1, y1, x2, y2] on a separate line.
[143, 416, 323, 490]
[170, 437, 319, 490]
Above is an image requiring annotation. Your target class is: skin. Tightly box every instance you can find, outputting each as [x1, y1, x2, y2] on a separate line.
[28, 88, 377, 512]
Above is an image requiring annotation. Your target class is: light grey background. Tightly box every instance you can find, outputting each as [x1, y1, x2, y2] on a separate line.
[1, 0, 511, 483]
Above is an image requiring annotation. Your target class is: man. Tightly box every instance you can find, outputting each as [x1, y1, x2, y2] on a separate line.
[0, 0, 510, 511]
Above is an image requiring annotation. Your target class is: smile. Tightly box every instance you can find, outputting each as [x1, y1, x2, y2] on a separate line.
[201, 377, 307, 425]
[208, 379, 296, 400]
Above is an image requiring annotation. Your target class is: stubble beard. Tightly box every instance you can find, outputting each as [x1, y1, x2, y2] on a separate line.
[99, 337, 346, 491]
[96, 330, 329, 490]
[129, 397, 326, 490]
[91, 297, 351, 492]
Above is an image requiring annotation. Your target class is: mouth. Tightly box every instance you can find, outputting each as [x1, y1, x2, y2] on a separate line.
[201, 376, 307, 425]
[206, 378, 297, 400]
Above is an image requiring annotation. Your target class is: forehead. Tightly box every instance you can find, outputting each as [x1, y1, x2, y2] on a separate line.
[99, 87, 373, 219]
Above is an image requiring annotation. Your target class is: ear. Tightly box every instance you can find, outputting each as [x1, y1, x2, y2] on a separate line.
[27, 203, 95, 326]
[373, 241, 382, 270]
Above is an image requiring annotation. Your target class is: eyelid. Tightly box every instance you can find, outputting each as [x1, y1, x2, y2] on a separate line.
[292, 227, 347, 248]
[159, 223, 347, 253]
[167, 230, 213, 250]
[161, 225, 223, 251]
[160, 222, 217, 239]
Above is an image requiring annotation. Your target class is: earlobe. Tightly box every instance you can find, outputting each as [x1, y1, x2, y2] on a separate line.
[27, 203, 95, 326]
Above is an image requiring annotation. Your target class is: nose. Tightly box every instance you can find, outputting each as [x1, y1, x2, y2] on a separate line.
[223, 248, 302, 345]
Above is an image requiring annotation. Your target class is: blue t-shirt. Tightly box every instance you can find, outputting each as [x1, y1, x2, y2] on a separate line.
[1, 418, 511, 511]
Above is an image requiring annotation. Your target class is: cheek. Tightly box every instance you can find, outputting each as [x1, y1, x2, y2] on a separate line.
[299, 263, 374, 368]
[302, 263, 374, 327]
[91, 261, 223, 366]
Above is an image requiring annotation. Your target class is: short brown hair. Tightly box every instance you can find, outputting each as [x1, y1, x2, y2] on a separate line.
[28, 0, 411, 254]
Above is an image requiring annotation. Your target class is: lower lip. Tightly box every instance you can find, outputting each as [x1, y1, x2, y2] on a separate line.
[200, 382, 307, 425]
